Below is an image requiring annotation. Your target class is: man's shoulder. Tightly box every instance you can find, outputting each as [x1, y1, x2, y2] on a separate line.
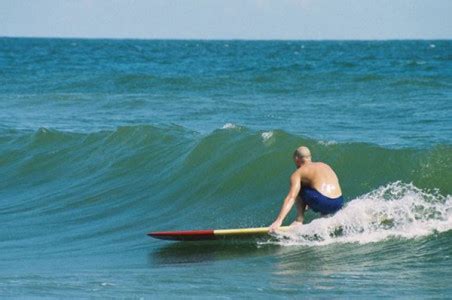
[291, 168, 304, 179]
[302, 162, 332, 174]
[312, 161, 330, 168]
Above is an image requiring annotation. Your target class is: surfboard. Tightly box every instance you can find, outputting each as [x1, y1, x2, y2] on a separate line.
[148, 226, 290, 241]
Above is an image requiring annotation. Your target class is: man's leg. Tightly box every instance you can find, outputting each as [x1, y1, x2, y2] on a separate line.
[293, 196, 307, 224]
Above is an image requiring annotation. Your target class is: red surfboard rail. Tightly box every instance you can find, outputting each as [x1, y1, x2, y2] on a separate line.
[148, 226, 289, 241]
[148, 229, 216, 241]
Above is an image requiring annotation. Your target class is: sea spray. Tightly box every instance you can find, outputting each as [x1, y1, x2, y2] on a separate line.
[269, 182, 452, 246]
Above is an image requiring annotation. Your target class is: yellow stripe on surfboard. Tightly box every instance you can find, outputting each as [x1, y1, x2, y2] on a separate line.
[213, 226, 290, 236]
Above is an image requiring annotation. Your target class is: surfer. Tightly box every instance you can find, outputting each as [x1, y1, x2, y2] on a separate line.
[269, 146, 344, 233]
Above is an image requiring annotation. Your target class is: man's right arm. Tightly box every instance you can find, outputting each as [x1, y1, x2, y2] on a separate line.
[268, 172, 301, 232]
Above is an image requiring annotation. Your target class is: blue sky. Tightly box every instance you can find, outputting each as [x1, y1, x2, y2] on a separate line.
[1, 0, 451, 40]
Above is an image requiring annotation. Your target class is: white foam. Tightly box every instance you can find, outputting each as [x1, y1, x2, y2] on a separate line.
[430, 44, 436, 48]
[261, 131, 274, 142]
[318, 140, 337, 146]
[264, 182, 452, 247]
[100, 282, 115, 287]
[221, 123, 237, 129]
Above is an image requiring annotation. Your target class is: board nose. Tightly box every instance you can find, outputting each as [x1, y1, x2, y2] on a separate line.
[148, 229, 216, 241]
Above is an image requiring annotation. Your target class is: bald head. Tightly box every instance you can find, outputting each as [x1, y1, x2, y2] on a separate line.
[293, 146, 312, 162]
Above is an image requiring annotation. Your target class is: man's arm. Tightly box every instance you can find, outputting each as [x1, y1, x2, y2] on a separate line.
[269, 172, 301, 232]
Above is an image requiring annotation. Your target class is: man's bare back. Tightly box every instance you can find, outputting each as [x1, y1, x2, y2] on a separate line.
[296, 161, 342, 198]
[269, 146, 344, 232]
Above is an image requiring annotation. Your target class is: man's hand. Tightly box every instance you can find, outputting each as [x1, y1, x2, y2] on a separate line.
[269, 220, 282, 233]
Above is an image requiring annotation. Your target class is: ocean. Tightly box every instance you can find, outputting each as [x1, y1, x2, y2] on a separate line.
[0, 38, 451, 298]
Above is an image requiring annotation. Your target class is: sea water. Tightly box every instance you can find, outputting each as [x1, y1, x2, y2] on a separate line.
[0, 38, 451, 298]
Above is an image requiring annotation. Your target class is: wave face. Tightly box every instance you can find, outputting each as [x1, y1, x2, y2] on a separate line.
[0, 126, 450, 255]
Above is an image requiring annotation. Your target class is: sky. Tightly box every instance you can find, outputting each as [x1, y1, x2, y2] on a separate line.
[1, 0, 451, 40]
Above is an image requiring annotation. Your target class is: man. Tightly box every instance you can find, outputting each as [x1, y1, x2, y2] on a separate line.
[269, 146, 344, 233]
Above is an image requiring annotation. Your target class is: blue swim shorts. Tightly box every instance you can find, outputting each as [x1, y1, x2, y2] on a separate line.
[300, 187, 344, 215]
